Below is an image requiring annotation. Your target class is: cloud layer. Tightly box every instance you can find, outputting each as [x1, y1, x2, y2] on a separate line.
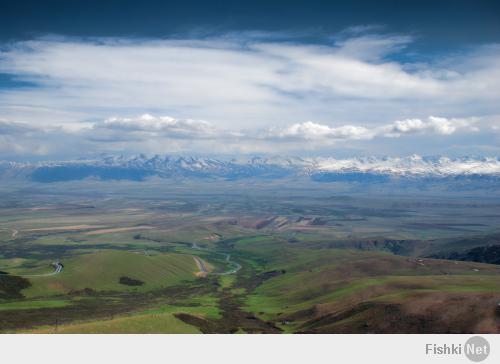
[270, 116, 480, 141]
[0, 30, 499, 158]
[1, 114, 498, 159]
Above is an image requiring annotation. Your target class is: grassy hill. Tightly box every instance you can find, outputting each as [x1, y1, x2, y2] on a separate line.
[24, 250, 198, 297]
[243, 245, 500, 333]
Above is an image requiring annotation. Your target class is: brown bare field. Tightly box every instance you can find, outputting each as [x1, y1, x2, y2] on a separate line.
[84, 225, 155, 235]
[193, 256, 210, 277]
[24, 225, 106, 232]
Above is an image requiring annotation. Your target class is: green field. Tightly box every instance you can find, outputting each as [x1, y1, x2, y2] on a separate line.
[24, 250, 198, 297]
[1, 180, 500, 333]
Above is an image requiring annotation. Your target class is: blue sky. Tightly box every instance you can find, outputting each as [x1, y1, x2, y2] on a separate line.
[0, 0, 499, 160]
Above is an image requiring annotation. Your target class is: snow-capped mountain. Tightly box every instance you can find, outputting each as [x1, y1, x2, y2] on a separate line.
[312, 155, 500, 177]
[1, 155, 500, 183]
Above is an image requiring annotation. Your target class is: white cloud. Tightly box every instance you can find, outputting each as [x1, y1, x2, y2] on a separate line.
[266, 116, 480, 141]
[270, 121, 373, 140]
[0, 31, 499, 158]
[0, 114, 490, 159]
[381, 116, 479, 137]
[97, 114, 217, 139]
[0, 33, 499, 133]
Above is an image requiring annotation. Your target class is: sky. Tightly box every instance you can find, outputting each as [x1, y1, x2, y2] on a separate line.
[0, 0, 499, 160]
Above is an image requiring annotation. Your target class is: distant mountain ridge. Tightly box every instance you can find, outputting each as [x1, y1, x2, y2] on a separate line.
[1, 154, 500, 183]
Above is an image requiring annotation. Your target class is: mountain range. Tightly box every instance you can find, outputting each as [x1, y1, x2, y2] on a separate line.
[1, 154, 500, 184]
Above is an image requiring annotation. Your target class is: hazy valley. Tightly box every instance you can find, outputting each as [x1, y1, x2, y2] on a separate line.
[1, 165, 500, 333]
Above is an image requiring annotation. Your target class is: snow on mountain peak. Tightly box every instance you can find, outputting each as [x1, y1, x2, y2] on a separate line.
[2, 155, 500, 181]
[312, 155, 500, 176]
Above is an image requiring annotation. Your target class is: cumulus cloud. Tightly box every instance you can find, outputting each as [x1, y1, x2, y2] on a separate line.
[266, 116, 480, 141]
[96, 114, 218, 139]
[0, 112, 493, 160]
[381, 116, 479, 137]
[270, 121, 373, 140]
